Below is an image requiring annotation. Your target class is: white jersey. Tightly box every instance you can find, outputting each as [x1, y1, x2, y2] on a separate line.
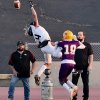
[29, 25, 62, 63]
[30, 25, 51, 43]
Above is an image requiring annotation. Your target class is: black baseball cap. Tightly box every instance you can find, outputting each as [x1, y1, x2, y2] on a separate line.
[17, 41, 24, 46]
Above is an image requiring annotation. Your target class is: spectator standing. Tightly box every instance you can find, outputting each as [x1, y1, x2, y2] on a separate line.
[72, 31, 93, 100]
[8, 41, 36, 100]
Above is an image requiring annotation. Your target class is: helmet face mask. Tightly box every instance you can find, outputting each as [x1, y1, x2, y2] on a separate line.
[63, 30, 74, 41]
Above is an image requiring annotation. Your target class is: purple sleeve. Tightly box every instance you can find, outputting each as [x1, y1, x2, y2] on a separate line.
[29, 51, 36, 63]
[57, 41, 62, 47]
[77, 41, 80, 47]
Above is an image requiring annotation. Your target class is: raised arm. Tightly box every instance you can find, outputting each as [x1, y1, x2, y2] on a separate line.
[31, 6, 39, 26]
[29, 1, 39, 27]
[77, 41, 86, 49]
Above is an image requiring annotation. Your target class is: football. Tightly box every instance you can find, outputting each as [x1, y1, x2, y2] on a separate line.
[14, 0, 21, 9]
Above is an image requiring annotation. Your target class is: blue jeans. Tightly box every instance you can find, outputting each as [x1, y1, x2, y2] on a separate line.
[8, 76, 30, 100]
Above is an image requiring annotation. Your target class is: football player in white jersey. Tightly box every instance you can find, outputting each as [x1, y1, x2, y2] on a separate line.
[25, 1, 62, 85]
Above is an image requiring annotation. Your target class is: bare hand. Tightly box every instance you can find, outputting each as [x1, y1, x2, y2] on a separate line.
[30, 70, 34, 75]
[88, 65, 92, 72]
[73, 35, 78, 41]
[13, 70, 18, 76]
[51, 42, 55, 46]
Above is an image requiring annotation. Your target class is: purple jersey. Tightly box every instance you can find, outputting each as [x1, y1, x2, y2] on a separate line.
[58, 40, 80, 61]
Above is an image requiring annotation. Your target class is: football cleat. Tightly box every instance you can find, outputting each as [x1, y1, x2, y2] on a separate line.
[63, 30, 74, 41]
[34, 75, 40, 86]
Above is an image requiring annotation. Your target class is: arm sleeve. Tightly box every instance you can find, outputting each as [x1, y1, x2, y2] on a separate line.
[8, 53, 14, 66]
[57, 41, 62, 47]
[29, 51, 36, 63]
[77, 41, 85, 49]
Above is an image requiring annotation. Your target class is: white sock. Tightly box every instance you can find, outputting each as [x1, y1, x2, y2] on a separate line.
[37, 65, 47, 77]
[63, 83, 72, 93]
[67, 80, 75, 88]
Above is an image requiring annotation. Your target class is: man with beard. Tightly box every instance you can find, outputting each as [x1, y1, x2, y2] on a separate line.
[72, 32, 93, 100]
[8, 41, 36, 100]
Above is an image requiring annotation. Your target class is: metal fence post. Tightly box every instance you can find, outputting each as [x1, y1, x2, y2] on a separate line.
[41, 69, 53, 100]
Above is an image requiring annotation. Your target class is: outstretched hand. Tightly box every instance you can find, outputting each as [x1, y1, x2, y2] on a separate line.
[88, 65, 93, 73]
[28, 0, 34, 8]
[73, 35, 78, 41]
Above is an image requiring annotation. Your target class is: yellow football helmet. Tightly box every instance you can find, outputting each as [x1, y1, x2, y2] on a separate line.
[63, 30, 74, 41]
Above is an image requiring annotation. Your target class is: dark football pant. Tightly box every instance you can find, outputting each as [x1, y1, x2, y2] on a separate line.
[72, 70, 89, 99]
[59, 63, 74, 85]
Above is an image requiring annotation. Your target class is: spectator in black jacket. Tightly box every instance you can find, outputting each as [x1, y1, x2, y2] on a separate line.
[72, 32, 93, 100]
[8, 41, 36, 100]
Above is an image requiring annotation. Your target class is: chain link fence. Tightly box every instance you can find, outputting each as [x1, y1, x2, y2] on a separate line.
[90, 43, 100, 61]
[25, 42, 100, 61]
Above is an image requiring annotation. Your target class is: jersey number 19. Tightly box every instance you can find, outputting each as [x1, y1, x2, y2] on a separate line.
[64, 44, 76, 55]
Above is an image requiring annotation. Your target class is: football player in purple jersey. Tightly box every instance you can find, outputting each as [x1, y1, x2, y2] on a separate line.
[57, 30, 85, 100]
